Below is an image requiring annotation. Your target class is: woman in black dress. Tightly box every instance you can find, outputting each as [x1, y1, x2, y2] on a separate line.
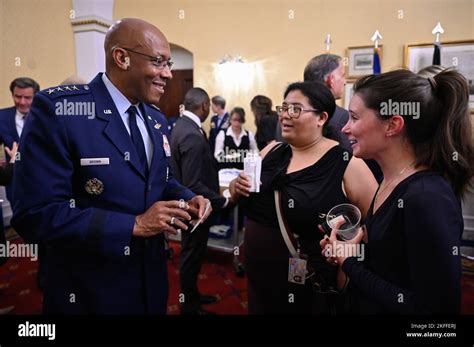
[230, 82, 377, 314]
[321, 69, 474, 313]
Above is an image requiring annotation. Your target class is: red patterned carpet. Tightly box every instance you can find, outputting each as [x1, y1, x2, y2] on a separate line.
[0, 237, 248, 315]
[1, 236, 474, 315]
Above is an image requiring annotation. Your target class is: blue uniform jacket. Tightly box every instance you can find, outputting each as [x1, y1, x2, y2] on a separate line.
[11, 73, 195, 314]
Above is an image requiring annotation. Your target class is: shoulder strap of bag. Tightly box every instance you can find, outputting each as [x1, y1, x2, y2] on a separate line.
[274, 190, 300, 258]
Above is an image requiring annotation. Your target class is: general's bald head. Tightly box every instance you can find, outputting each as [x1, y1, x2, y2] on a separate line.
[104, 18, 169, 71]
[103, 18, 173, 105]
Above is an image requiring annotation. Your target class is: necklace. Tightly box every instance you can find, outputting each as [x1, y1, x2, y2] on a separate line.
[374, 160, 416, 206]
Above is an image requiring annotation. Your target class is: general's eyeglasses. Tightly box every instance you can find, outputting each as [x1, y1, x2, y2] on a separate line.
[276, 105, 320, 119]
[120, 47, 174, 70]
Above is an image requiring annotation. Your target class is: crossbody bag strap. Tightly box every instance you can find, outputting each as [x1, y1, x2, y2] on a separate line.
[274, 190, 299, 258]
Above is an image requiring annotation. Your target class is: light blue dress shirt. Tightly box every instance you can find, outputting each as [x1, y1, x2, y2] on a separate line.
[102, 73, 153, 168]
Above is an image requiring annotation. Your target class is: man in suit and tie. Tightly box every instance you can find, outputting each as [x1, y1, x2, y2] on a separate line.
[0, 77, 40, 201]
[208, 95, 229, 153]
[11, 18, 211, 314]
[170, 88, 230, 314]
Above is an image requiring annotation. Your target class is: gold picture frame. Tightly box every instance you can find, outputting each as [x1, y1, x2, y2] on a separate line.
[346, 45, 383, 79]
[404, 40, 474, 112]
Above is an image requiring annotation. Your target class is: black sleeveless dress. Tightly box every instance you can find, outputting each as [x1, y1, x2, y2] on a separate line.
[241, 143, 351, 314]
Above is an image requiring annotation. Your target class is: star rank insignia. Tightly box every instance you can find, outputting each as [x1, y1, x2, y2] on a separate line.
[47, 89, 55, 94]
[85, 178, 104, 195]
[154, 123, 161, 129]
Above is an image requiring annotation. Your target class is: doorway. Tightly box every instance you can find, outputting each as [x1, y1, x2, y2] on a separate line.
[157, 44, 193, 118]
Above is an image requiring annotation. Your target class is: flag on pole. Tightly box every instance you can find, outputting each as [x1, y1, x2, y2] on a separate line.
[373, 47, 381, 74]
[432, 22, 444, 65]
[433, 42, 441, 65]
[371, 30, 382, 74]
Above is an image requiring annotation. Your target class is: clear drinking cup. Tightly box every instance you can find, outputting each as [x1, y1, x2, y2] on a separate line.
[326, 203, 361, 241]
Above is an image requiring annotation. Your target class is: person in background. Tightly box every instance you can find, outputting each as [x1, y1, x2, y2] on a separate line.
[0, 77, 44, 291]
[250, 95, 278, 151]
[208, 95, 229, 153]
[170, 88, 230, 315]
[0, 77, 40, 201]
[230, 81, 377, 314]
[214, 107, 258, 170]
[321, 69, 474, 313]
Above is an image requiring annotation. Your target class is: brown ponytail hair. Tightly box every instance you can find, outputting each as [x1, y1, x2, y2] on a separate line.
[353, 69, 474, 198]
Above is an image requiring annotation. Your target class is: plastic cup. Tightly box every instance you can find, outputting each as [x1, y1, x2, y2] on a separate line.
[326, 203, 361, 241]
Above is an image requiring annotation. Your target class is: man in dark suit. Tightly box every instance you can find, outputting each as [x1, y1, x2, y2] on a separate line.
[170, 88, 230, 314]
[208, 95, 229, 153]
[11, 18, 210, 314]
[0, 77, 40, 201]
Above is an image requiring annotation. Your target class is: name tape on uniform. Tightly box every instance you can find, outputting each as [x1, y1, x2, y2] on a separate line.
[80, 158, 110, 166]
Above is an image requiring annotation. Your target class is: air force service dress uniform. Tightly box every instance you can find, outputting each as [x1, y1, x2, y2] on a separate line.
[11, 73, 195, 314]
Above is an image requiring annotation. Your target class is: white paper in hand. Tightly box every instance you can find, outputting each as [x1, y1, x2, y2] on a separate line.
[190, 202, 211, 233]
[243, 152, 262, 193]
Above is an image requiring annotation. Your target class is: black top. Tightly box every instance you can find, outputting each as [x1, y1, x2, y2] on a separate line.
[342, 170, 462, 314]
[242, 143, 351, 259]
[255, 113, 278, 150]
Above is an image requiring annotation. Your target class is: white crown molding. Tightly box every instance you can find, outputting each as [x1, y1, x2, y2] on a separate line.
[71, 16, 112, 34]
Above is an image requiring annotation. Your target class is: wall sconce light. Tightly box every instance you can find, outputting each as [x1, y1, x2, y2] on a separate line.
[214, 54, 264, 95]
[219, 54, 244, 64]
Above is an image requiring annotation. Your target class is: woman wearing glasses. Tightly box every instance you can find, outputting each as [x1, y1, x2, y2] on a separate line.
[320, 69, 474, 313]
[214, 107, 258, 170]
[230, 81, 377, 314]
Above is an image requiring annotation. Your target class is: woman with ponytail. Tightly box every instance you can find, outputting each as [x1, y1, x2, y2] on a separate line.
[321, 68, 474, 313]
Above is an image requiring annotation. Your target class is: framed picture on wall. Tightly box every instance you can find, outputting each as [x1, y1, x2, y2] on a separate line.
[343, 80, 356, 110]
[404, 40, 474, 112]
[346, 45, 382, 78]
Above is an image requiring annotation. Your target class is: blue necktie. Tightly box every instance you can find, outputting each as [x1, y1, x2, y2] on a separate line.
[128, 106, 149, 177]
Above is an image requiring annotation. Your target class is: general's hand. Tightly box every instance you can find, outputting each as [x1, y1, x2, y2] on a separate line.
[187, 195, 212, 223]
[5, 142, 18, 164]
[133, 200, 192, 237]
